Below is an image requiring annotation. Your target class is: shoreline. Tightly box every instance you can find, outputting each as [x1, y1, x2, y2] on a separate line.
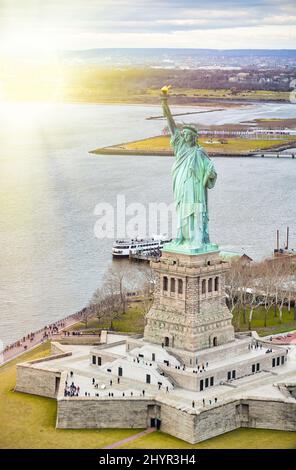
[1, 97, 290, 108]
[0, 310, 88, 366]
[90, 138, 296, 158]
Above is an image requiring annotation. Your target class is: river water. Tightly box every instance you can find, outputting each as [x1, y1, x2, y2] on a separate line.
[0, 101, 295, 346]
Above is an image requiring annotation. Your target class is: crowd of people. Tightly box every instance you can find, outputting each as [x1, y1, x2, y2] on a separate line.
[2, 308, 90, 361]
[64, 381, 80, 397]
[164, 361, 210, 374]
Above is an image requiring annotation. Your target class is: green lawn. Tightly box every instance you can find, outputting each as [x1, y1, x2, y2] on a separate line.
[1, 340, 295, 448]
[120, 135, 295, 155]
[147, 87, 290, 101]
[69, 303, 146, 334]
[232, 305, 296, 336]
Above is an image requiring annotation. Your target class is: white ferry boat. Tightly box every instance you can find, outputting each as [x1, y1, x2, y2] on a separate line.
[112, 235, 171, 258]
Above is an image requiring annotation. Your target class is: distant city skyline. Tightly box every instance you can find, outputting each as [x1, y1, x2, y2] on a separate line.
[0, 0, 295, 58]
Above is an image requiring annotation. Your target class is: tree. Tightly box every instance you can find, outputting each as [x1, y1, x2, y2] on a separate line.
[225, 260, 243, 328]
[90, 262, 155, 330]
[256, 261, 276, 328]
[80, 307, 94, 329]
[245, 266, 265, 330]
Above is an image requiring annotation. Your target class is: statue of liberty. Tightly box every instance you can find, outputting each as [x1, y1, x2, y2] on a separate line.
[161, 86, 218, 254]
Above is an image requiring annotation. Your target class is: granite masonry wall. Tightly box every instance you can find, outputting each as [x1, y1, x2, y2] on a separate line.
[15, 364, 61, 398]
[56, 398, 155, 429]
[15, 351, 71, 398]
[55, 395, 296, 443]
[57, 336, 101, 346]
[160, 397, 296, 443]
[243, 397, 296, 431]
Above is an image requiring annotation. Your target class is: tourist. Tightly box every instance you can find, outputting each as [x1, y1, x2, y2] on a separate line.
[142, 390, 145, 396]
[117, 377, 120, 384]
[92, 378, 95, 385]
[202, 399, 205, 407]
[209, 399, 212, 405]
[110, 379, 113, 386]
[215, 397, 217, 403]
[192, 401, 195, 408]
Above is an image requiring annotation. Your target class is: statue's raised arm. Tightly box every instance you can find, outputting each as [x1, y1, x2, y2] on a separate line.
[161, 85, 177, 135]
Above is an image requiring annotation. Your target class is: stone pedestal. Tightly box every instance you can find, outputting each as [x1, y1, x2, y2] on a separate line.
[144, 249, 234, 354]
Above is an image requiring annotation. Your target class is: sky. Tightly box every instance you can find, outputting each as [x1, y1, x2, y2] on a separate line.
[0, 0, 295, 56]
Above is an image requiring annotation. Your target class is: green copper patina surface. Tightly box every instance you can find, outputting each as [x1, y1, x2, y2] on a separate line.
[161, 86, 219, 254]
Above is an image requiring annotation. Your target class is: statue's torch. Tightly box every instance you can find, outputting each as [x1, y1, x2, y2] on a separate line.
[161, 85, 171, 101]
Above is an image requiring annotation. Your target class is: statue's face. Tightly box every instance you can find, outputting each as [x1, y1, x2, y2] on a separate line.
[182, 128, 196, 146]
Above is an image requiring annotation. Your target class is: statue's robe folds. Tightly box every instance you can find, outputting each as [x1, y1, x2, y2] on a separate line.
[171, 129, 217, 248]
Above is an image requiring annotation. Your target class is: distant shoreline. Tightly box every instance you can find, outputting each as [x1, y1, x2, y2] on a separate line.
[1, 97, 290, 108]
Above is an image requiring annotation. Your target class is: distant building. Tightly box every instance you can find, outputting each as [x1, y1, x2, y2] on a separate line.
[219, 251, 253, 265]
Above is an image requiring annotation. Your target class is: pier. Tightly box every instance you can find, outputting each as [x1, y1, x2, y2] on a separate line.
[129, 252, 161, 262]
[258, 152, 295, 158]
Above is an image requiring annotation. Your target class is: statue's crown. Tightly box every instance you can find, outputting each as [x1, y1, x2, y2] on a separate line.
[183, 125, 198, 135]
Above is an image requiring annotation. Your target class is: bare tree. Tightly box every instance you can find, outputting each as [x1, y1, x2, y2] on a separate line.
[80, 308, 94, 329]
[89, 262, 155, 331]
[225, 260, 243, 328]
[244, 264, 265, 330]
[256, 261, 276, 327]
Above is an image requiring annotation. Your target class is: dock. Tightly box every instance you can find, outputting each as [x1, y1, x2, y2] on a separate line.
[129, 252, 161, 262]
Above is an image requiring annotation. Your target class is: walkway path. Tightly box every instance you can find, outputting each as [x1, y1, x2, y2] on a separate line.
[103, 427, 156, 449]
[1, 315, 86, 366]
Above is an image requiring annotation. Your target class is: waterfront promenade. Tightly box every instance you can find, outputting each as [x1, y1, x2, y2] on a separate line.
[1, 310, 88, 365]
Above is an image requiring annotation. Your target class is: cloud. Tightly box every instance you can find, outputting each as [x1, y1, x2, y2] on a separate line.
[0, 0, 295, 50]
